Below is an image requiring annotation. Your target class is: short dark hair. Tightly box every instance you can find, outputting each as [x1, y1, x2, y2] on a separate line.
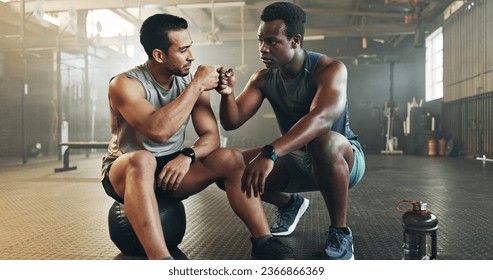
[140, 13, 188, 58]
[260, 2, 306, 40]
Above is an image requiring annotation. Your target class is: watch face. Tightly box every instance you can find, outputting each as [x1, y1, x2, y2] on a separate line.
[181, 148, 195, 162]
[261, 145, 277, 162]
[262, 145, 275, 155]
[182, 148, 194, 156]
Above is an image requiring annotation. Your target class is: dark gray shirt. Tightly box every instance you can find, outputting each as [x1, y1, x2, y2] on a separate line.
[261, 51, 358, 145]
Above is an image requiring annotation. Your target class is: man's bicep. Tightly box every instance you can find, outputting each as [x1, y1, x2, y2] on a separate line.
[310, 61, 347, 114]
[109, 76, 154, 129]
[191, 92, 219, 137]
[235, 76, 265, 123]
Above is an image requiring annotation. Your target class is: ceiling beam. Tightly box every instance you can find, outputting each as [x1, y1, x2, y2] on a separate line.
[110, 8, 141, 26]
[244, 4, 403, 19]
[300, 7, 403, 19]
[6, 1, 405, 20]
[309, 24, 416, 38]
[0, 5, 58, 36]
[89, 21, 418, 47]
[187, 23, 417, 41]
[5, 0, 245, 13]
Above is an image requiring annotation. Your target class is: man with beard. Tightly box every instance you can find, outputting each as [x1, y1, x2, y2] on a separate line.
[101, 13, 293, 260]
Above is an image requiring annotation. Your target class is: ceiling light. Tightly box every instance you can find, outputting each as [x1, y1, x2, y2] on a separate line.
[305, 35, 325, 41]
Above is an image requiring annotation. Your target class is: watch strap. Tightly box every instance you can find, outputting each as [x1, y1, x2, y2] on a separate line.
[181, 147, 196, 163]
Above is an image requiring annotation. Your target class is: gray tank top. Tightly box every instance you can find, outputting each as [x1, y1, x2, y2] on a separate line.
[103, 64, 191, 168]
[261, 51, 357, 142]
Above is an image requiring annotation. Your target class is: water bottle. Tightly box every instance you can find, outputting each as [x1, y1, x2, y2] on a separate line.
[397, 200, 438, 260]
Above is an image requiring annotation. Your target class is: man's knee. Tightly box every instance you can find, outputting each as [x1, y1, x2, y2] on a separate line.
[308, 132, 344, 158]
[307, 132, 354, 171]
[208, 148, 245, 170]
[108, 150, 156, 200]
[126, 150, 157, 172]
[206, 148, 245, 189]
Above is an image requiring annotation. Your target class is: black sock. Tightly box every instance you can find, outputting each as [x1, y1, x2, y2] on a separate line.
[254, 234, 273, 246]
[330, 226, 350, 235]
[162, 255, 174, 260]
[280, 194, 295, 210]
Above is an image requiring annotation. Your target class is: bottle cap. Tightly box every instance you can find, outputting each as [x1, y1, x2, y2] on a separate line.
[412, 201, 427, 211]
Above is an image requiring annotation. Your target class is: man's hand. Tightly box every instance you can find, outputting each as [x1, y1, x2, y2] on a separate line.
[194, 65, 220, 91]
[156, 155, 192, 191]
[241, 154, 274, 198]
[216, 67, 235, 96]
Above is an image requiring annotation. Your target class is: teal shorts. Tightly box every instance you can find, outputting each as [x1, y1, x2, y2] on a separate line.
[281, 139, 365, 193]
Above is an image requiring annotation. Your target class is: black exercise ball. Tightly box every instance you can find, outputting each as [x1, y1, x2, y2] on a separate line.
[108, 196, 186, 256]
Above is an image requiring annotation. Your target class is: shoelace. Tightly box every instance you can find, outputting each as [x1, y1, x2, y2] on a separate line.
[326, 229, 345, 250]
[274, 210, 286, 227]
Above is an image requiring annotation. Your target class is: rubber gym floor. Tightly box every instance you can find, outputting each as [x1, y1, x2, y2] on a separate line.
[0, 152, 492, 260]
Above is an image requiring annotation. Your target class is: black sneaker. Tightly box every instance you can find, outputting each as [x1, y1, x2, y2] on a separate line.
[271, 194, 310, 236]
[251, 237, 294, 260]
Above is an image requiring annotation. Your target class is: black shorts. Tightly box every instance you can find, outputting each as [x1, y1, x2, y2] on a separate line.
[101, 152, 181, 204]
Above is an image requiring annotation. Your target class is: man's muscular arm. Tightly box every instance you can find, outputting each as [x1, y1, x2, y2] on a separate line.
[109, 65, 219, 144]
[271, 59, 348, 157]
[156, 91, 220, 191]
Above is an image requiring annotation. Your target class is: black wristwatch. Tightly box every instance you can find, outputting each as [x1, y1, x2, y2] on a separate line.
[181, 147, 196, 163]
[261, 144, 278, 162]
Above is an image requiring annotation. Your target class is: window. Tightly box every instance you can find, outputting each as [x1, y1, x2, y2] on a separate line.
[86, 9, 136, 57]
[425, 27, 443, 101]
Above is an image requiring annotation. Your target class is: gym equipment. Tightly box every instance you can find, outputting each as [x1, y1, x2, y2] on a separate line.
[476, 154, 493, 165]
[381, 62, 403, 155]
[54, 141, 109, 172]
[470, 118, 493, 163]
[108, 196, 186, 256]
[381, 101, 403, 155]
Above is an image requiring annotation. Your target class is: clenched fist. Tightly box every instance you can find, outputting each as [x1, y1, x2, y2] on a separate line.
[194, 65, 220, 91]
[215, 67, 235, 96]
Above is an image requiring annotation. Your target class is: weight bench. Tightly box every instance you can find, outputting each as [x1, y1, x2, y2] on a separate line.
[54, 141, 109, 172]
